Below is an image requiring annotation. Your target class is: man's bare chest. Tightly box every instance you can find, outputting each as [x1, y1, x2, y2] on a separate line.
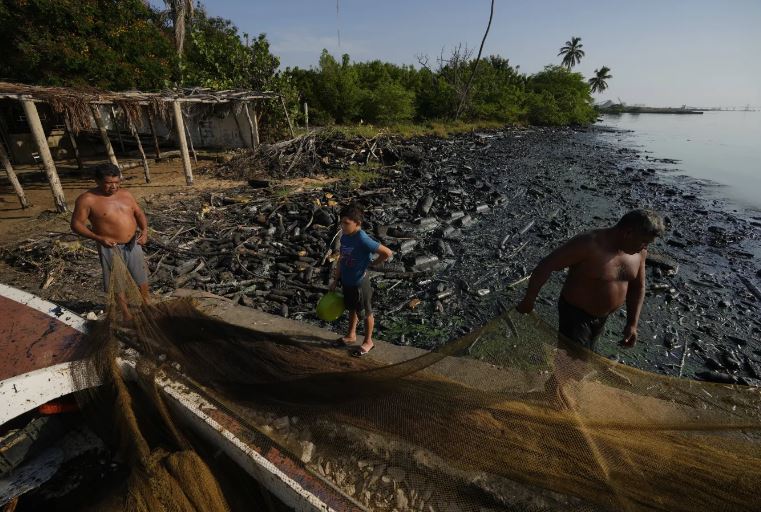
[575, 253, 640, 282]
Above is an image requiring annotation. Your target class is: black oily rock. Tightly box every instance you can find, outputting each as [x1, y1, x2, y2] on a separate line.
[313, 208, 334, 226]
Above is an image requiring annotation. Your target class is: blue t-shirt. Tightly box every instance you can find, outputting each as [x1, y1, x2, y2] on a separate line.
[339, 229, 381, 286]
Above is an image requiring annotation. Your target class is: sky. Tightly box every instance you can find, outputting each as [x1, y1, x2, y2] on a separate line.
[153, 0, 761, 107]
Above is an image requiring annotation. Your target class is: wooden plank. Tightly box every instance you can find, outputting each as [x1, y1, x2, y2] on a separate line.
[20, 99, 67, 212]
[90, 105, 120, 174]
[0, 141, 29, 208]
[244, 102, 259, 148]
[279, 96, 295, 138]
[122, 106, 151, 183]
[147, 110, 161, 159]
[173, 100, 194, 185]
[62, 117, 83, 170]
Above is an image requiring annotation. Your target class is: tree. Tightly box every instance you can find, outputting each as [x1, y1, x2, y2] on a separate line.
[588, 66, 612, 94]
[558, 36, 585, 70]
[0, 0, 176, 90]
[163, 0, 194, 57]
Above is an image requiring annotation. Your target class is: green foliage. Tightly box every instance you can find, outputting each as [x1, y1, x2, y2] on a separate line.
[525, 66, 596, 125]
[0, 0, 176, 90]
[288, 51, 596, 127]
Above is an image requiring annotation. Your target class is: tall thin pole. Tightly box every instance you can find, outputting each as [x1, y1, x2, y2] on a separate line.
[63, 117, 83, 170]
[147, 110, 161, 159]
[243, 102, 258, 148]
[21, 99, 67, 212]
[110, 106, 126, 154]
[304, 102, 309, 132]
[90, 105, 120, 174]
[172, 100, 193, 185]
[122, 106, 151, 183]
[279, 95, 295, 138]
[0, 142, 29, 208]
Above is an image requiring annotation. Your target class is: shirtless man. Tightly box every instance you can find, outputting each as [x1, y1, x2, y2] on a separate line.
[516, 209, 665, 351]
[71, 164, 149, 315]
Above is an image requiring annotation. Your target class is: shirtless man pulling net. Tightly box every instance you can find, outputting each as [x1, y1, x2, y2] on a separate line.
[71, 163, 149, 319]
[517, 209, 665, 352]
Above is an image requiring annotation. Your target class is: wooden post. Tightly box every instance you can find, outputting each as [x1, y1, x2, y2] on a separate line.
[122, 106, 151, 183]
[183, 115, 197, 163]
[304, 102, 309, 132]
[90, 105, 120, 174]
[110, 106, 125, 154]
[21, 99, 67, 212]
[0, 142, 29, 208]
[147, 110, 161, 159]
[172, 100, 193, 185]
[63, 117, 83, 170]
[243, 102, 258, 148]
[279, 95, 295, 138]
[232, 107, 248, 148]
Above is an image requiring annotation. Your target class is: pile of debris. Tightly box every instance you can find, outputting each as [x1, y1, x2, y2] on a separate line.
[145, 154, 506, 324]
[201, 130, 423, 180]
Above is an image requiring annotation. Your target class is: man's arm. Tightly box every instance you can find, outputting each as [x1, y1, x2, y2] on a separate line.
[132, 195, 149, 245]
[70, 195, 113, 247]
[622, 251, 647, 347]
[516, 235, 590, 313]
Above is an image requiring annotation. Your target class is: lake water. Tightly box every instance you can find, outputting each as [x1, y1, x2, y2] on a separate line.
[599, 111, 761, 211]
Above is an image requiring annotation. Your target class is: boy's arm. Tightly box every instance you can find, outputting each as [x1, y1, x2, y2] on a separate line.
[370, 244, 393, 268]
[516, 235, 589, 313]
[329, 255, 341, 291]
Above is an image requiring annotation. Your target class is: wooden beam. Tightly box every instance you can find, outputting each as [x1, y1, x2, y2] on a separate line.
[62, 117, 83, 170]
[304, 102, 309, 132]
[122, 106, 151, 183]
[172, 100, 193, 185]
[90, 105, 120, 174]
[109, 106, 125, 154]
[20, 99, 67, 212]
[183, 114, 197, 164]
[243, 102, 258, 148]
[0, 142, 29, 208]
[279, 96, 294, 138]
[146, 110, 161, 159]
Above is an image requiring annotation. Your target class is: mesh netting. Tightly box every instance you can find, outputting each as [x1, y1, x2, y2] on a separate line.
[72, 253, 761, 512]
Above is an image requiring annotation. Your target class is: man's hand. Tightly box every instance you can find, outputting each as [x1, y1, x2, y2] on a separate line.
[137, 230, 148, 246]
[97, 236, 117, 248]
[515, 297, 534, 314]
[620, 324, 637, 348]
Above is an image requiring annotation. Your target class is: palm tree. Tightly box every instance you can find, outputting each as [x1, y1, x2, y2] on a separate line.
[558, 37, 585, 70]
[588, 66, 612, 93]
[164, 0, 194, 57]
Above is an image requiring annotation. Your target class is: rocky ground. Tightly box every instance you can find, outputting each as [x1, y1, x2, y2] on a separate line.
[2, 125, 760, 384]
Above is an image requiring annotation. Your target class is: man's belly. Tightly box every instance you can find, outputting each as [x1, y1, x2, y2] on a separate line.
[91, 218, 138, 244]
[561, 279, 627, 318]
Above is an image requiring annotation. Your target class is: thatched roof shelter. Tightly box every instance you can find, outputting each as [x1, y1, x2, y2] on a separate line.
[0, 82, 293, 212]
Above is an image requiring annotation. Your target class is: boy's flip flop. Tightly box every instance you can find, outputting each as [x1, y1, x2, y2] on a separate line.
[351, 345, 374, 357]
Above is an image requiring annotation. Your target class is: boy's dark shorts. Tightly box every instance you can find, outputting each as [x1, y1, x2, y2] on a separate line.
[342, 276, 373, 315]
[557, 295, 608, 352]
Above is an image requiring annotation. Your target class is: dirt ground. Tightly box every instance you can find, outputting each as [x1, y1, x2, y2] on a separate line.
[0, 156, 242, 246]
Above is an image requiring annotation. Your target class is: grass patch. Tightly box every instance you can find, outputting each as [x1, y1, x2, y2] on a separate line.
[320, 120, 508, 140]
[333, 161, 382, 188]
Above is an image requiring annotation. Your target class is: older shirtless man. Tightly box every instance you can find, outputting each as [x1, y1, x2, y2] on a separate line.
[517, 209, 665, 351]
[71, 164, 149, 310]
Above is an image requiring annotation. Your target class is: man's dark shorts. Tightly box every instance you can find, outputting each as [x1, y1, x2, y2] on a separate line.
[97, 235, 148, 292]
[557, 295, 608, 352]
[342, 276, 373, 315]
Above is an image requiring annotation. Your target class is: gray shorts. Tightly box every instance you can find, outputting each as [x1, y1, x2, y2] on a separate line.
[342, 276, 373, 315]
[97, 235, 148, 292]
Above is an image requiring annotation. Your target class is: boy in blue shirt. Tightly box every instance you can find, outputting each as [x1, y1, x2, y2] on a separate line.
[330, 204, 393, 356]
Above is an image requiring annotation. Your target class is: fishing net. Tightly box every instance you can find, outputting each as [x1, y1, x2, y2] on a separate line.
[72, 253, 761, 512]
